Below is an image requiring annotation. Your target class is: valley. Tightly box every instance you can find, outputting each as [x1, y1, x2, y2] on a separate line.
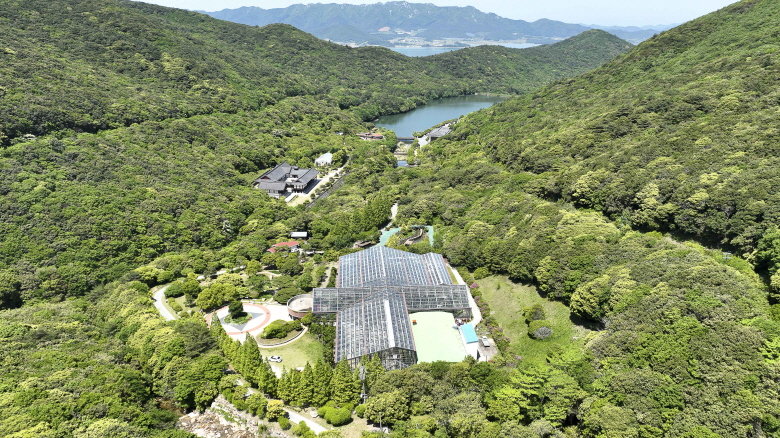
[0, 1, 778, 438]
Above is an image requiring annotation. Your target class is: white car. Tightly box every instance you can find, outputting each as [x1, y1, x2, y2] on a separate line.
[268, 356, 283, 363]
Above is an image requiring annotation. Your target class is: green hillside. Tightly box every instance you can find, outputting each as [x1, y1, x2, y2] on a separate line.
[0, 0, 628, 306]
[450, 0, 780, 261]
[0, 0, 630, 143]
[429, 30, 632, 94]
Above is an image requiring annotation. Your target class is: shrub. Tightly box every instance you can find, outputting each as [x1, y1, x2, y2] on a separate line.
[322, 407, 352, 426]
[278, 416, 291, 430]
[355, 404, 366, 418]
[261, 320, 302, 339]
[524, 304, 546, 324]
[165, 282, 184, 298]
[170, 301, 183, 312]
[473, 267, 490, 280]
[228, 301, 246, 319]
[528, 320, 553, 340]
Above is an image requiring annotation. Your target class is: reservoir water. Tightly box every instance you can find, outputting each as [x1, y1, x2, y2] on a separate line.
[375, 95, 507, 138]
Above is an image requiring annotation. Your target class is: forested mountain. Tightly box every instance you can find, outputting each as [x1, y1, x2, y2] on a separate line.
[4, 0, 777, 437]
[449, 0, 780, 268]
[205, 2, 664, 45]
[429, 30, 630, 94]
[0, 0, 628, 143]
[0, 0, 627, 305]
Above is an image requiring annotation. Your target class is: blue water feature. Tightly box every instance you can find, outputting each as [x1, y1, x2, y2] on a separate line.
[424, 225, 434, 246]
[460, 323, 479, 344]
[379, 227, 401, 246]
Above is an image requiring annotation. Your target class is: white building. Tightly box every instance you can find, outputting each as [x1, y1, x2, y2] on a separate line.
[315, 152, 333, 167]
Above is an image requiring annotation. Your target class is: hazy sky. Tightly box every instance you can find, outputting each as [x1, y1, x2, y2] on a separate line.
[140, 0, 736, 26]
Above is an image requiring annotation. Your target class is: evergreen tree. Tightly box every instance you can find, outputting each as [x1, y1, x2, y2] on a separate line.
[299, 362, 316, 407]
[277, 370, 293, 404]
[311, 361, 333, 407]
[255, 360, 278, 398]
[331, 360, 361, 406]
[238, 336, 263, 382]
[363, 354, 386, 394]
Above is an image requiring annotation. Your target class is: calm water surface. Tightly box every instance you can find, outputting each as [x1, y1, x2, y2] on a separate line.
[375, 95, 507, 138]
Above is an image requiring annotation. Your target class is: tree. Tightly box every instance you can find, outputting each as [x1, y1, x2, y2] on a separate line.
[245, 393, 268, 417]
[255, 360, 278, 397]
[362, 354, 386, 394]
[299, 363, 316, 407]
[311, 361, 333, 406]
[237, 336, 262, 380]
[0, 271, 21, 309]
[364, 390, 410, 425]
[74, 419, 142, 438]
[266, 399, 287, 420]
[487, 366, 548, 423]
[196, 283, 241, 310]
[228, 301, 246, 319]
[331, 360, 361, 405]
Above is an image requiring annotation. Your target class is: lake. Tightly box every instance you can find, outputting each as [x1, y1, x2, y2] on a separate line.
[375, 95, 507, 138]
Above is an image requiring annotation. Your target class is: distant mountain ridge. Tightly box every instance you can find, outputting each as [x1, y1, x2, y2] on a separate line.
[205, 1, 668, 45]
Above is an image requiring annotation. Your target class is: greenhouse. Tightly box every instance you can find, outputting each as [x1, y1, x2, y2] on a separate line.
[337, 245, 452, 287]
[334, 291, 418, 370]
[316, 245, 473, 369]
[313, 285, 471, 316]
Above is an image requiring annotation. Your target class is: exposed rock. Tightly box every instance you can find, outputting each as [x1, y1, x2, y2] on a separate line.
[176, 395, 288, 438]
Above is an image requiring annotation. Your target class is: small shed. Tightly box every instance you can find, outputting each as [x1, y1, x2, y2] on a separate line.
[315, 152, 333, 167]
[291, 231, 309, 239]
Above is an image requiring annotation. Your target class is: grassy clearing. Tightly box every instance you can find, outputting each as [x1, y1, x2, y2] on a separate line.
[257, 332, 325, 370]
[334, 416, 371, 438]
[476, 276, 590, 366]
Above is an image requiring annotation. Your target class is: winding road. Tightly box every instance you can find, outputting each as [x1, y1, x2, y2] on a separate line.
[152, 284, 177, 321]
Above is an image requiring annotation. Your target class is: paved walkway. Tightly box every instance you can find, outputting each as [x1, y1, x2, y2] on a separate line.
[152, 285, 177, 321]
[288, 166, 346, 207]
[257, 326, 308, 349]
[448, 263, 482, 326]
[285, 409, 328, 434]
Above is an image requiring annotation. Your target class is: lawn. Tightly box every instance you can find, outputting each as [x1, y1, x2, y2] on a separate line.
[476, 276, 591, 366]
[257, 332, 325, 370]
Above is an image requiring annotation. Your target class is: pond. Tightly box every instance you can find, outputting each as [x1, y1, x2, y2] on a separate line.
[375, 94, 507, 138]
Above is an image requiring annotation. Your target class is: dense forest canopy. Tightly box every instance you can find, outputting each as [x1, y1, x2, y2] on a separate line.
[448, 0, 780, 264]
[0, 0, 629, 143]
[2, 0, 779, 437]
[0, 0, 628, 307]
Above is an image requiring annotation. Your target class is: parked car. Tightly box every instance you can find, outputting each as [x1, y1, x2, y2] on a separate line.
[269, 355, 283, 363]
[480, 336, 491, 348]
